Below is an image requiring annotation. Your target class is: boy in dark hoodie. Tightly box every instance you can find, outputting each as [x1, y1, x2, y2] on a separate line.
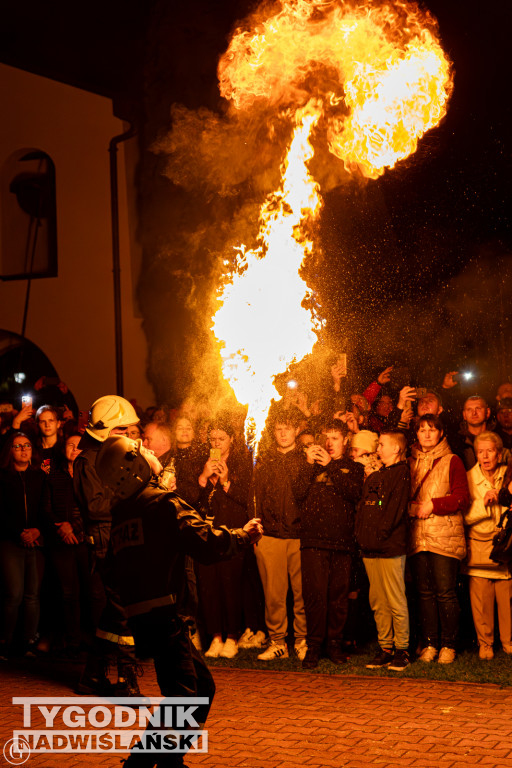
[298, 419, 364, 669]
[355, 431, 411, 671]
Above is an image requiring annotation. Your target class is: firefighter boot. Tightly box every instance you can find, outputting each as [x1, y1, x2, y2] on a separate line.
[76, 653, 113, 695]
[115, 658, 150, 704]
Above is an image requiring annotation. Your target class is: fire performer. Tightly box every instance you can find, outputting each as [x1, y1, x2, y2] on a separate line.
[94, 435, 263, 768]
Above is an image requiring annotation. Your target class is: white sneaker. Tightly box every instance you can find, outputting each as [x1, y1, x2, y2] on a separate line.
[220, 638, 238, 659]
[438, 647, 456, 664]
[204, 637, 224, 658]
[294, 639, 308, 661]
[238, 629, 267, 649]
[257, 641, 289, 661]
[238, 629, 255, 649]
[252, 631, 267, 648]
[418, 645, 438, 663]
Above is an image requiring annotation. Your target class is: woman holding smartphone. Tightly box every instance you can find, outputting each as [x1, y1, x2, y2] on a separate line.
[196, 415, 253, 659]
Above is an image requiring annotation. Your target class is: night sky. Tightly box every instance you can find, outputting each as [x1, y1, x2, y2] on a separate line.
[2, 0, 511, 401]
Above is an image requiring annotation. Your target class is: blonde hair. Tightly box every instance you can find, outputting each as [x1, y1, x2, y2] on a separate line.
[474, 430, 503, 454]
[382, 431, 407, 460]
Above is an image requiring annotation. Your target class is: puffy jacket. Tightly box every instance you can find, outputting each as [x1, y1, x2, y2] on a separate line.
[408, 437, 469, 560]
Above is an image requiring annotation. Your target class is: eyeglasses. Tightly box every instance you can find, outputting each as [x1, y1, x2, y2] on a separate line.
[13, 443, 32, 450]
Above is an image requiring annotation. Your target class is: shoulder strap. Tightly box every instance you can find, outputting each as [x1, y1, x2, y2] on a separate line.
[411, 457, 441, 502]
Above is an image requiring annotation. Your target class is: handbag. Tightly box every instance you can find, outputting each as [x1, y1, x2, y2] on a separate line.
[490, 510, 512, 564]
[466, 536, 496, 568]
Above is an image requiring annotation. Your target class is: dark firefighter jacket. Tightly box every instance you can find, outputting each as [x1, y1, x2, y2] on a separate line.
[73, 432, 114, 558]
[110, 483, 253, 620]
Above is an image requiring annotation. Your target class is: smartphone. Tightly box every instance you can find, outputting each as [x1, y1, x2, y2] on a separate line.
[210, 448, 221, 461]
[315, 433, 327, 450]
[21, 395, 33, 409]
[337, 353, 347, 376]
[453, 372, 475, 383]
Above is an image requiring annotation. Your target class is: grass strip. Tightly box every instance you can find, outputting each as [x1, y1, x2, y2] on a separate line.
[205, 643, 512, 686]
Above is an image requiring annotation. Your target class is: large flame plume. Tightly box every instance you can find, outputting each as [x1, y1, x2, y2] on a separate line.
[212, 0, 453, 448]
[213, 107, 322, 447]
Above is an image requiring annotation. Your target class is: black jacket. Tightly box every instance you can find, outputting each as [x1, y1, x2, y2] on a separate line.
[254, 446, 310, 539]
[298, 457, 364, 551]
[355, 461, 410, 557]
[198, 448, 253, 528]
[44, 467, 85, 545]
[0, 467, 46, 544]
[110, 483, 253, 619]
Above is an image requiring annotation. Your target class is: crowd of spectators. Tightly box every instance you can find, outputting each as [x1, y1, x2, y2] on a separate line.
[1, 361, 512, 675]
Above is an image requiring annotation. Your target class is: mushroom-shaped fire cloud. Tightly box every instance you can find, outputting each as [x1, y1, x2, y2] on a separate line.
[212, 0, 453, 449]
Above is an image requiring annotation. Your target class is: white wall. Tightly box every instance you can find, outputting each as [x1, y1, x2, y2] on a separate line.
[0, 63, 154, 410]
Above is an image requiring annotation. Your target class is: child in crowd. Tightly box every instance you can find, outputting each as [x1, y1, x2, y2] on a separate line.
[355, 431, 411, 671]
[349, 430, 381, 477]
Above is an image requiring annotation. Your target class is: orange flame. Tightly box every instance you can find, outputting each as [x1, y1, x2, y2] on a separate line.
[212, 106, 322, 448]
[213, 0, 453, 447]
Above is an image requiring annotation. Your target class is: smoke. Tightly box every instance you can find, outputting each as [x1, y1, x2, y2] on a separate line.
[349, 242, 512, 394]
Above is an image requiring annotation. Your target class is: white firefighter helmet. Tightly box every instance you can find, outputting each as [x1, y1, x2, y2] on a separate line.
[96, 436, 152, 500]
[86, 395, 139, 442]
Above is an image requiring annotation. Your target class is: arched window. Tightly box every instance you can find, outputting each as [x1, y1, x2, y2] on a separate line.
[0, 148, 57, 280]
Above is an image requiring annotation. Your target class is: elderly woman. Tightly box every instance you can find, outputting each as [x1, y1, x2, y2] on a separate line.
[464, 431, 511, 659]
[408, 415, 470, 664]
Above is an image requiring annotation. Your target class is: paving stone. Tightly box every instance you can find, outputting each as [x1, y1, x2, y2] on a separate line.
[1, 663, 512, 767]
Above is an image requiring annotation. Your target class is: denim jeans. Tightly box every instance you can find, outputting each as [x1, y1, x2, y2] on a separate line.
[0, 539, 44, 647]
[409, 551, 460, 649]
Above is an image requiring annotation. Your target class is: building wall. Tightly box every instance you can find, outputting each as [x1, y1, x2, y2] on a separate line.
[0, 63, 153, 410]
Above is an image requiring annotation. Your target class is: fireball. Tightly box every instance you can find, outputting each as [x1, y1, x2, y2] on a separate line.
[213, 0, 453, 449]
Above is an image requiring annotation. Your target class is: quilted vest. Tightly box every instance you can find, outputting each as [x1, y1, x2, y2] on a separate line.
[409, 447, 466, 560]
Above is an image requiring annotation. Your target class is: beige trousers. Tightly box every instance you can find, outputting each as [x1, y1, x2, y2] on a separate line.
[469, 575, 512, 647]
[363, 556, 409, 650]
[254, 535, 307, 644]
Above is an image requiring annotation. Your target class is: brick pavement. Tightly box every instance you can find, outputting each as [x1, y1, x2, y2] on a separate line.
[1, 659, 511, 768]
